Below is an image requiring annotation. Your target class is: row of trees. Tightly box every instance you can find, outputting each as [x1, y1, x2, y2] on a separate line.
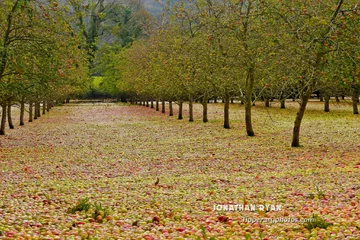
[0, 0, 89, 135]
[99, 0, 359, 147]
[0, 0, 155, 136]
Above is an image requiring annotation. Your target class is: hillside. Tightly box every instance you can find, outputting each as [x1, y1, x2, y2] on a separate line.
[142, 0, 179, 16]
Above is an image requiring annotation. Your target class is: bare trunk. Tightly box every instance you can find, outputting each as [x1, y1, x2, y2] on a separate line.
[20, 99, 25, 126]
[352, 91, 359, 115]
[34, 102, 38, 120]
[146, 100, 149, 107]
[223, 93, 230, 129]
[324, 96, 330, 112]
[42, 100, 46, 115]
[291, 91, 311, 147]
[265, 99, 270, 107]
[245, 67, 255, 136]
[36, 101, 41, 118]
[189, 100, 194, 122]
[0, 103, 6, 135]
[162, 100, 165, 113]
[352, 84, 359, 114]
[156, 100, 159, 111]
[280, 99, 286, 109]
[29, 102, 33, 122]
[47, 101, 50, 112]
[214, 97, 217, 103]
[151, 100, 154, 108]
[245, 101, 254, 136]
[178, 101, 183, 120]
[202, 92, 208, 123]
[335, 96, 340, 102]
[169, 101, 173, 116]
[7, 101, 14, 129]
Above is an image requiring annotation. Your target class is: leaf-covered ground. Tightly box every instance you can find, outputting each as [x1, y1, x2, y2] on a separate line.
[0, 101, 359, 239]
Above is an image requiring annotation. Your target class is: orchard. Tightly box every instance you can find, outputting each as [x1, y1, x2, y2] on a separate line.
[1, 0, 359, 239]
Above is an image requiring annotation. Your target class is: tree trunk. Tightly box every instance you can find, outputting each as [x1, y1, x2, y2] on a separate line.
[245, 101, 254, 136]
[178, 101, 183, 120]
[156, 100, 159, 111]
[151, 100, 154, 108]
[0, 103, 6, 135]
[7, 101, 14, 129]
[291, 91, 312, 147]
[265, 99, 270, 107]
[335, 96, 340, 102]
[223, 93, 230, 129]
[36, 101, 41, 118]
[29, 102, 33, 122]
[146, 100, 149, 107]
[162, 100, 165, 113]
[202, 93, 208, 123]
[20, 99, 25, 126]
[214, 97, 217, 103]
[34, 102, 38, 120]
[47, 101, 50, 112]
[352, 89, 359, 115]
[230, 98, 234, 104]
[245, 68, 255, 136]
[66, 97, 70, 103]
[324, 96, 330, 112]
[189, 99, 194, 122]
[169, 101, 173, 116]
[42, 100, 46, 115]
[280, 99, 286, 109]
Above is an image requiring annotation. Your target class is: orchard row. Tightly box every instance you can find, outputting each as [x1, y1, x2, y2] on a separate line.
[99, 0, 359, 147]
[0, 0, 89, 135]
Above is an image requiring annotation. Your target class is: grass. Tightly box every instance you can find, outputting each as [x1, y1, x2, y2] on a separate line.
[0, 99, 359, 239]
